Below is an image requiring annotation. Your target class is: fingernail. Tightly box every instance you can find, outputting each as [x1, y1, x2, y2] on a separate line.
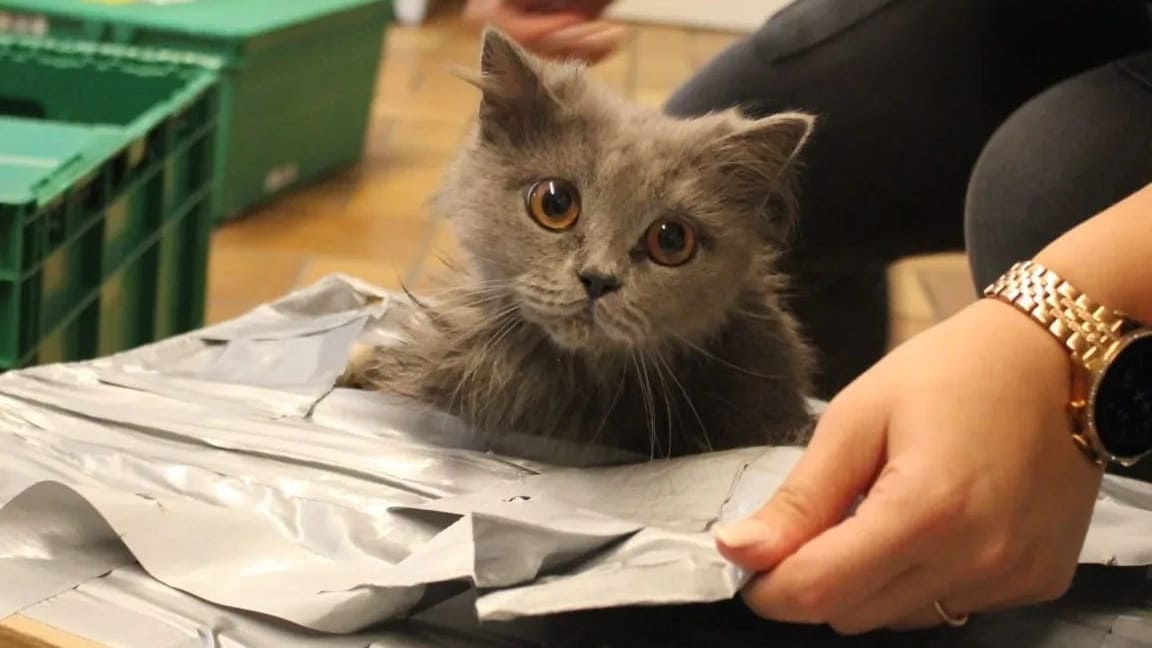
[714, 518, 776, 549]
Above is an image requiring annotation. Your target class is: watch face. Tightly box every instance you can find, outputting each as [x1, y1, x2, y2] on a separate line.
[1092, 333, 1152, 459]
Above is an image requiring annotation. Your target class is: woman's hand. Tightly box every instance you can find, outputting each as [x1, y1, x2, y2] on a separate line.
[716, 297, 1105, 634]
[463, 0, 626, 63]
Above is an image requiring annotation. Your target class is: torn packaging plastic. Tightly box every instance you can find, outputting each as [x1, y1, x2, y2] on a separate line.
[1, 274, 1152, 647]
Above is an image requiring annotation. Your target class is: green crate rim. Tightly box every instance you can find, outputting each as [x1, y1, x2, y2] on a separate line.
[0, 0, 392, 42]
[0, 31, 226, 71]
[0, 33, 221, 209]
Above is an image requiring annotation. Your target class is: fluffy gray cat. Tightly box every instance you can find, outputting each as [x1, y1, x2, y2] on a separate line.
[344, 29, 817, 463]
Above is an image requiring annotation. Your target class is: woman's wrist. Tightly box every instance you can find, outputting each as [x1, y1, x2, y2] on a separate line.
[953, 298, 1075, 443]
[1031, 183, 1152, 327]
[964, 298, 1072, 387]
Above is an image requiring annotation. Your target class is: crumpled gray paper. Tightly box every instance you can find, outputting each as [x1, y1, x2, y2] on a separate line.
[1, 274, 1152, 646]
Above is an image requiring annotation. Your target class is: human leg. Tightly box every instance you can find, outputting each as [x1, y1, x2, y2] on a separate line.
[966, 50, 1152, 291]
[665, 0, 1152, 397]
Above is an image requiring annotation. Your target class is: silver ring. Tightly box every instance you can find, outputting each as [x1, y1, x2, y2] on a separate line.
[933, 600, 969, 627]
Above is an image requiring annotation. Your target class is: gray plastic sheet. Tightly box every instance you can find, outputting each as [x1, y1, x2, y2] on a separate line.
[1, 274, 1152, 647]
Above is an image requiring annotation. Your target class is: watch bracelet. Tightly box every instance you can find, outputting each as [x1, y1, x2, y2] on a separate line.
[982, 260, 1132, 468]
[982, 261, 1130, 371]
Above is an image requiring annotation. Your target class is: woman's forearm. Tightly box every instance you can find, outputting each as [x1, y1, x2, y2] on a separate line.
[1033, 182, 1152, 326]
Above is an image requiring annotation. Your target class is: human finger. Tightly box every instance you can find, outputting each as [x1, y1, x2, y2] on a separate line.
[532, 21, 629, 60]
[738, 472, 943, 624]
[714, 384, 889, 570]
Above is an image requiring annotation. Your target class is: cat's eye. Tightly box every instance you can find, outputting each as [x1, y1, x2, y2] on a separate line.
[645, 218, 697, 267]
[526, 179, 581, 231]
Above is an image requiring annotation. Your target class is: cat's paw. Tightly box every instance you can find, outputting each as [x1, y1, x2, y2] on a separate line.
[336, 341, 378, 389]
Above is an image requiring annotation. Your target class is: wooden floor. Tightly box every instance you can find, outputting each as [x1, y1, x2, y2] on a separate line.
[2, 6, 975, 646]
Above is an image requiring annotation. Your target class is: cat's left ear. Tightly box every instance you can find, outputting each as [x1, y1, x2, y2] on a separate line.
[717, 112, 814, 178]
[465, 28, 561, 145]
[711, 112, 816, 238]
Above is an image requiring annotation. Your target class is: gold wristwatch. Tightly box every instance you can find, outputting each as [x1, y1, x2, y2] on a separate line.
[984, 260, 1152, 468]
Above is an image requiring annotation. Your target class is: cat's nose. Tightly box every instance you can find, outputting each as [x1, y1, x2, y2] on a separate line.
[579, 272, 621, 301]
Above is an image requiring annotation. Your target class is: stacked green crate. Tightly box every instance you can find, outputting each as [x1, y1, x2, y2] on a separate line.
[0, 0, 393, 222]
[0, 35, 220, 370]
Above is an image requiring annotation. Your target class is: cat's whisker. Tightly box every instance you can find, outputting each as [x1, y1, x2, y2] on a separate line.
[645, 349, 675, 460]
[433, 293, 512, 315]
[423, 296, 506, 314]
[461, 324, 520, 420]
[665, 331, 786, 381]
[417, 297, 506, 338]
[730, 308, 780, 322]
[400, 286, 509, 333]
[420, 285, 517, 313]
[445, 304, 521, 413]
[471, 314, 523, 410]
[423, 273, 510, 286]
[417, 278, 514, 297]
[597, 303, 643, 345]
[417, 281, 513, 298]
[630, 349, 658, 461]
[460, 304, 520, 349]
[516, 278, 572, 298]
[625, 351, 645, 459]
[581, 362, 629, 459]
[522, 300, 586, 318]
[656, 352, 713, 453]
[430, 302, 517, 343]
[454, 251, 522, 275]
[514, 277, 583, 303]
[418, 273, 515, 297]
[613, 298, 653, 343]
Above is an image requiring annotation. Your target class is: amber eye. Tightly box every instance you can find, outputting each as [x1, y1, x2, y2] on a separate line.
[645, 218, 697, 267]
[526, 179, 580, 231]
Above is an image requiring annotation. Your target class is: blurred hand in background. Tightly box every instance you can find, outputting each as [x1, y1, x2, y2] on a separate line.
[463, 0, 627, 63]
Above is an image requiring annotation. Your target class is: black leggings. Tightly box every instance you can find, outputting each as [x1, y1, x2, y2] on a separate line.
[665, 0, 1152, 398]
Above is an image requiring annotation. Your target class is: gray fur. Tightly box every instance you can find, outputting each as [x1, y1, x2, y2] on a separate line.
[347, 29, 817, 465]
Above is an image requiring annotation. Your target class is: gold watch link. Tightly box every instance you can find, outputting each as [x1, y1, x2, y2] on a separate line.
[983, 260, 1141, 468]
[983, 261, 1133, 371]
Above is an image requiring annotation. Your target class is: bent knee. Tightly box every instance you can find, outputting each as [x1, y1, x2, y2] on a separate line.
[965, 54, 1152, 290]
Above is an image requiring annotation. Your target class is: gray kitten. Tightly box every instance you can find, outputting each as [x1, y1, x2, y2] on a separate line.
[345, 29, 817, 464]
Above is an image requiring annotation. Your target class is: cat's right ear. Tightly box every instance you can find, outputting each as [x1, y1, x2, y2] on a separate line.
[456, 29, 560, 145]
[707, 112, 816, 241]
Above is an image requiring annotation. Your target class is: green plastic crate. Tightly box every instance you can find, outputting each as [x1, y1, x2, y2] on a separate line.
[0, 0, 392, 222]
[0, 35, 219, 370]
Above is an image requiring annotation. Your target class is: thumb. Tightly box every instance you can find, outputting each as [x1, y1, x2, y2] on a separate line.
[714, 391, 889, 570]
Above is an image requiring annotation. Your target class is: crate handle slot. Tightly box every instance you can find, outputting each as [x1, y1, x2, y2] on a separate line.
[0, 96, 45, 120]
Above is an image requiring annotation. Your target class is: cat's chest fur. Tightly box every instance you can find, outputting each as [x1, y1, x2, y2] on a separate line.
[352, 293, 814, 462]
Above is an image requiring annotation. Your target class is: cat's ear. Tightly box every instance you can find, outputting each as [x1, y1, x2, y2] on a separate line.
[711, 112, 816, 239]
[464, 28, 560, 145]
[720, 112, 814, 174]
